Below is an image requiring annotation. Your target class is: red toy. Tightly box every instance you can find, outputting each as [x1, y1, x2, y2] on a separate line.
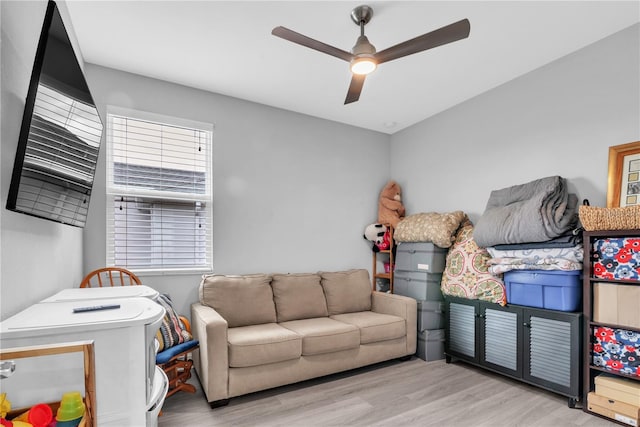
[378, 229, 391, 251]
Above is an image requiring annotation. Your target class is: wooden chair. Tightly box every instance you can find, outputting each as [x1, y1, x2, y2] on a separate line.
[156, 316, 198, 399]
[80, 267, 142, 288]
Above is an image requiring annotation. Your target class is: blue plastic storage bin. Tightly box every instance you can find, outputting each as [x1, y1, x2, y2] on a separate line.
[503, 270, 581, 312]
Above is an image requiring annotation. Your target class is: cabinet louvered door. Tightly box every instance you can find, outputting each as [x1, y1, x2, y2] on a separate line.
[445, 299, 478, 361]
[523, 308, 581, 401]
[445, 296, 582, 406]
[481, 305, 521, 376]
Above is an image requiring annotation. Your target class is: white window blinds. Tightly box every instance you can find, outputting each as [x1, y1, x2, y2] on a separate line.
[106, 108, 212, 272]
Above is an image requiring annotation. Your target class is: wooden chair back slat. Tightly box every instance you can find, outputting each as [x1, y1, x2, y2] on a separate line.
[80, 267, 142, 288]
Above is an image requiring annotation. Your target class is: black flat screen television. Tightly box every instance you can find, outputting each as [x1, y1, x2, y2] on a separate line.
[6, 0, 102, 228]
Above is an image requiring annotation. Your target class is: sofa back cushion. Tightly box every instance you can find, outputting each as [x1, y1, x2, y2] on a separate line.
[199, 274, 276, 327]
[271, 273, 328, 322]
[319, 269, 372, 315]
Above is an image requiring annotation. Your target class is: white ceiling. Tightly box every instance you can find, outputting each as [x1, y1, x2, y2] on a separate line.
[64, 1, 640, 134]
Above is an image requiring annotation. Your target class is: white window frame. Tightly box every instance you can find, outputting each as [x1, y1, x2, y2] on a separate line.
[105, 106, 213, 274]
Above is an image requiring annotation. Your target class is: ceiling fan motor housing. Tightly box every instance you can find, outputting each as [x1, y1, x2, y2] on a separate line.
[352, 35, 376, 56]
[350, 5, 376, 56]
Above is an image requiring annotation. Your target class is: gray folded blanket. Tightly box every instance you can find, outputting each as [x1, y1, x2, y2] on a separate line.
[473, 176, 578, 247]
[491, 228, 583, 250]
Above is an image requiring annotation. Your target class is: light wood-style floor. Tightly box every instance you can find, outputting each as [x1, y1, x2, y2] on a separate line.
[158, 357, 616, 426]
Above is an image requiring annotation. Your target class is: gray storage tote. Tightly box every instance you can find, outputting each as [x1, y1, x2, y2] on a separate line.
[416, 329, 445, 362]
[395, 242, 447, 273]
[417, 300, 444, 331]
[393, 272, 443, 301]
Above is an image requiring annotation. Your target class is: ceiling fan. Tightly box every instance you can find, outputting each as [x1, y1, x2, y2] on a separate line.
[272, 5, 470, 105]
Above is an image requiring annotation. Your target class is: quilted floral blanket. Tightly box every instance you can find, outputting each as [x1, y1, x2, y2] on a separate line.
[440, 220, 507, 305]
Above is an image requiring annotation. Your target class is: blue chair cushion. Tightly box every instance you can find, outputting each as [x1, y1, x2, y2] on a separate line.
[156, 339, 199, 364]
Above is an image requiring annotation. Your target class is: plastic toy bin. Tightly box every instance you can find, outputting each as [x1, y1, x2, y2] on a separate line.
[503, 270, 581, 312]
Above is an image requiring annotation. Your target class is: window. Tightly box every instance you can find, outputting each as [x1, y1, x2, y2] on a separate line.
[106, 107, 213, 273]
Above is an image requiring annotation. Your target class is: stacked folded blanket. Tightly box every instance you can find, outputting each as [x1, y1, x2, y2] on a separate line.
[473, 175, 579, 248]
[486, 240, 583, 274]
[474, 176, 583, 274]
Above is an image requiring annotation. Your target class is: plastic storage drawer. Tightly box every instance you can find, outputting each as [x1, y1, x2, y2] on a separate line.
[395, 242, 447, 273]
[393, 272, 443, 301]
[416, 329, 445, 361]
[503, 270, 581, 311]
[417, 300, 444, 331]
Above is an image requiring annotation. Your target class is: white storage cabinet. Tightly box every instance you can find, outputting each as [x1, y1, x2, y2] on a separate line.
[0, 297, 166, 426]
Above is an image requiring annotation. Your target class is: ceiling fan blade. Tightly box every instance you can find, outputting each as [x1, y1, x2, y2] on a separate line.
[344, 74, 366, 104]
[272, 26, 354, 62]
[374, 19, 470, 65]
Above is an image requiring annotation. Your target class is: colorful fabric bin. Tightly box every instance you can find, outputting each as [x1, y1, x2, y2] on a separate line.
[592, 326, 640, 377]
[592, 238, 640, 280]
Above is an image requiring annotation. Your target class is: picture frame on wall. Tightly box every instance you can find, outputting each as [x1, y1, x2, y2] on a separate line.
[607, 141, 640, 207]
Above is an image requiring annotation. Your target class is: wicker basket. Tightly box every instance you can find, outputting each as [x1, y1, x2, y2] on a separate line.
[579, 204, 640, 231]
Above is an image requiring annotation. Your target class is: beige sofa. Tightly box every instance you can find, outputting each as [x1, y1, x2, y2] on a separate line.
[191, 269, 417, 407]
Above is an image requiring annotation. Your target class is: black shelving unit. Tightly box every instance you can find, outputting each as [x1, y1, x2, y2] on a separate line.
[582, 229, 640, 424]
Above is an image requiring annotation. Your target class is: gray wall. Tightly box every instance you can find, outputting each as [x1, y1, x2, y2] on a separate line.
[390, 24, 640, 223]
[83, 65, 390, 316]
[1, 1, 85, 320]
[2, 1, 638, 322]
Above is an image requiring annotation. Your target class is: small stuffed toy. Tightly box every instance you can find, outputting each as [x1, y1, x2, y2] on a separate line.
[378, 180, 405, 228]
[363, 223, 390, 252]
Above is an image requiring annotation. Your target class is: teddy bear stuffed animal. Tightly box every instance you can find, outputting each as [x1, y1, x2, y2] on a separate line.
[378, 180, 405, 228]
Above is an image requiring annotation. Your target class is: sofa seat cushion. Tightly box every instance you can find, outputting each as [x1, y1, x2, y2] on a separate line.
[271, 273, 328, 322]
[330, 311, 406, 344]
[227, 323, 302, 368]
[279, 317, 360, 356]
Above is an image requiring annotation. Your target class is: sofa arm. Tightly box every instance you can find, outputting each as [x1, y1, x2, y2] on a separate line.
[191, 302, 229, 403]
[371, 292, 417, 355]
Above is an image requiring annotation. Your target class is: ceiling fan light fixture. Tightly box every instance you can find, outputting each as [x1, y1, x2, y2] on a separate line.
[350, 56, 377, 75]
[350, 26, 377, 75]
